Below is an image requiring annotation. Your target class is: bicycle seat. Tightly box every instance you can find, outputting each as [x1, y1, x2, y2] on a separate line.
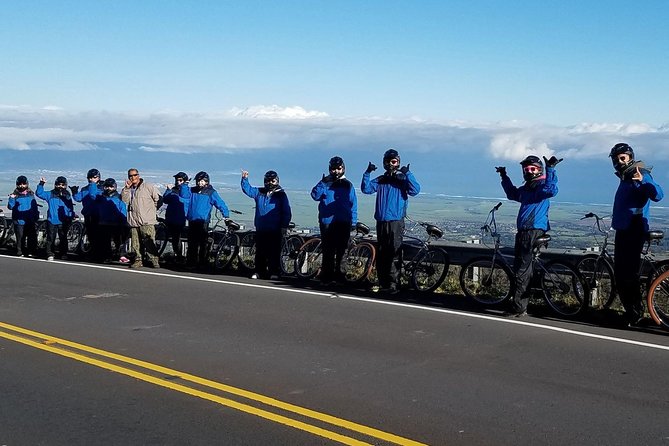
[647, 230, 664, 241]
[288, 222, 296, 230]
[355, 222, 370, 235]
[533, 234, 551, 249]
[225, 220, 241, 231]
[426, 224, 443, 239]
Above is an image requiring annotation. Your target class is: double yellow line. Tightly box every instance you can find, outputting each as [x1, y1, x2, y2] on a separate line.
[0, 321, 426, 446]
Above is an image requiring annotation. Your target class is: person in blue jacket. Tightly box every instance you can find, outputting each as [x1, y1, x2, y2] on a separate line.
[7, 175, 39, 257]
[95, 178, 128, 262]
[241, 169, 292, 279]
[497, 155, 561, 316]
[182, 171, 229, 269]
[36, 176, 75, 260]
[609, 143, 664, 327]
[311, 156, 358, 284]
[72, 168, 102, 260]
[161, 171, 190, 263]
[361, 148, 420, 293]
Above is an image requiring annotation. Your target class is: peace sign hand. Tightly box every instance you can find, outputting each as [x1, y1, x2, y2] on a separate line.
[632, 166, 643, 182]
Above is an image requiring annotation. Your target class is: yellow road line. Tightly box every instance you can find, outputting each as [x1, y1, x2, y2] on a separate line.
[0, 322, 426, 446]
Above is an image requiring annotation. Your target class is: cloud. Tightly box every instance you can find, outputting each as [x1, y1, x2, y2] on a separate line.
[1, 104, 668, 161]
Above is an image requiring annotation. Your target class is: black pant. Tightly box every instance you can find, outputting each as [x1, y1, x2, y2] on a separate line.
[255, 230, 282, 279]
[46, 221, 71, 257]
[13, 222, 37, 255]
[85, 216, 100, 260]
[319, 221, 351, 282]
[167, 222, 185, 259]
[187, 221, 209, 267]
[510, 229, 545, 313]
[614, 217, 646, 323]
[376, 220, 405, 289]
[99, 225, 126, 261]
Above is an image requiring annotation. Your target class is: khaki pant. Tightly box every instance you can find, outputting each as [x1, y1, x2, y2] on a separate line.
[130, 225, 159, 265]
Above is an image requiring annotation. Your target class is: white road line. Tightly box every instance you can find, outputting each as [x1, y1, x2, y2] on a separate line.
[3, 254, 669, 352]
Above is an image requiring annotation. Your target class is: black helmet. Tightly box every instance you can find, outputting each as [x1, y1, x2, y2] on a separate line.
[103, 178, 117, 188]
[16, 175, 28, 185]
[194, 171, 209, 183]
[174, 171, 189, 182]
[55, 176, 68, 186]
[383, 148, 400, 171]
[609, 142, 634, 160]
[520, 155, 543, 182]
[86, 168, 100, 179]
[264, 170, 279, 181]
[264, 170, 279, 190]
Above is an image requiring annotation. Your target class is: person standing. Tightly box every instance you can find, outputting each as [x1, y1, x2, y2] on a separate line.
[7, 175, 39, 257]
[72, 168, 102, 260]
[182, 171, 230, 269]
[36, 176, 75, 260]
[96, 178, 128, 262]
[497, 155, 561, 317]
[241, 170, 292, 279]
[121, 168, 161, 268]
[310, 156, 358, 284]
[161, 172, 190, 264]
[609, 143, 664, 327]
[361, 148, 420, 293]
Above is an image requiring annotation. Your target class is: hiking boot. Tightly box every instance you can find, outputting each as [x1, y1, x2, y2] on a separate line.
[130, 261, 143, 269]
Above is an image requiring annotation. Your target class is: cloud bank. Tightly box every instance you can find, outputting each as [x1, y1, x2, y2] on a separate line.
[1, 104, 668, 161]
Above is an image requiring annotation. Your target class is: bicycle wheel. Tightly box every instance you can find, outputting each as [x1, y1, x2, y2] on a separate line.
[643, 259, 669, 296]
[214, 232, 239, 271]
[154, 222, 169, 257]
[66, 221, 84, 253]
[411, 247, 449, 292]
[280, 234, 304, 276]
[36, 221, 48, 250]
[459, 256, 514, 305]
[237, 231, 256, 271]
[576, 254, 616, 310]
[342, 241, 376, 283]
[295, 238, 323, 279]
[540, 260, 589, 317]
[647, 269, 669, 330]
[0, 216, 11, 247]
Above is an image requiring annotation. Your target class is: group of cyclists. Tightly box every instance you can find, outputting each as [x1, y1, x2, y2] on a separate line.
[4, 143, 665, 328]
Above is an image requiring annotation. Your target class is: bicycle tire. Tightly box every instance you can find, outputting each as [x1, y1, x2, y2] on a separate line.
[540, 260, 589, 317]
[411, 247, 449, 292]
[154, 222, 169, 257]
[237, 231, 256, 271]
[646, 269, 669, 330]
[36, 220, 48, 250]
[214, 232, 239, 271]
[66, 221, 84, 254]
[342, 241, 376, 283]
[295, 238, 323, 279]
[643, 259, 669, 297]
[280, 234, 304, 276]
[459, 256, 514, 305]
[0, 216, 10, 247]
[576, 254, 616, 310]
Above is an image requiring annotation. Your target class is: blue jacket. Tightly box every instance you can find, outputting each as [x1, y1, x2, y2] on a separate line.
[36, 184, 75, 225]
[7, 190, 39, 225]
[501, 167, 558, 231]
[72, 182, 101, 217]
[612, 166, 663, 231]
[241, 177, 292, 232]
[161, 184, 189, 225]
[311, 176, 357, 225]
[182, 185, 229, 223]
[96, 192, 128, 226]
[361, 171, 420, 221]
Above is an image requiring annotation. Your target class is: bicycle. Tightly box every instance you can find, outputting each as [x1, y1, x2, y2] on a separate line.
[399, 218, 449, 292]
[341, 222, 376, 283]
[210, 209, 243, 271]
[237, 222, 305, 276]
[459, 202, 589, 317]
[576, 212, 669, 311]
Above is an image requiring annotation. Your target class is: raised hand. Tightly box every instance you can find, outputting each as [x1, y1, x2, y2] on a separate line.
[399, 163, 410, 174]
[495, 166, 507, 177]
[69, 185, 79, 195]
[632, 166, 643, 182]
[543, 155, 563, 168]
[365, 162, 377, 173]
[39, 177, 46, 184]
[241, 169, 249, 179]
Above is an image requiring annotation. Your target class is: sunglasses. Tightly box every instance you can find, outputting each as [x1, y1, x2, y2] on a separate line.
[523, 166, 541, 173]
[388, 159, 400, 165]
[128, 173, 139, 178]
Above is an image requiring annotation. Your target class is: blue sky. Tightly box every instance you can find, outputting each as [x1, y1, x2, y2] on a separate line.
[1, 0, 669, 202]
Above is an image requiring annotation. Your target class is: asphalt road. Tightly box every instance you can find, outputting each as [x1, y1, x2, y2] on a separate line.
[1, 255, 669, 445]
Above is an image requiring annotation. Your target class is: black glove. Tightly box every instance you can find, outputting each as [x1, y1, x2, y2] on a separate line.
[543, 156, 563, 168]
[365, 162, 377, 174]
[321, 173, 327, 182]
[399, 164, 410, 175]
[69, 185, 79, 195]
[495, 166, 507, 177]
